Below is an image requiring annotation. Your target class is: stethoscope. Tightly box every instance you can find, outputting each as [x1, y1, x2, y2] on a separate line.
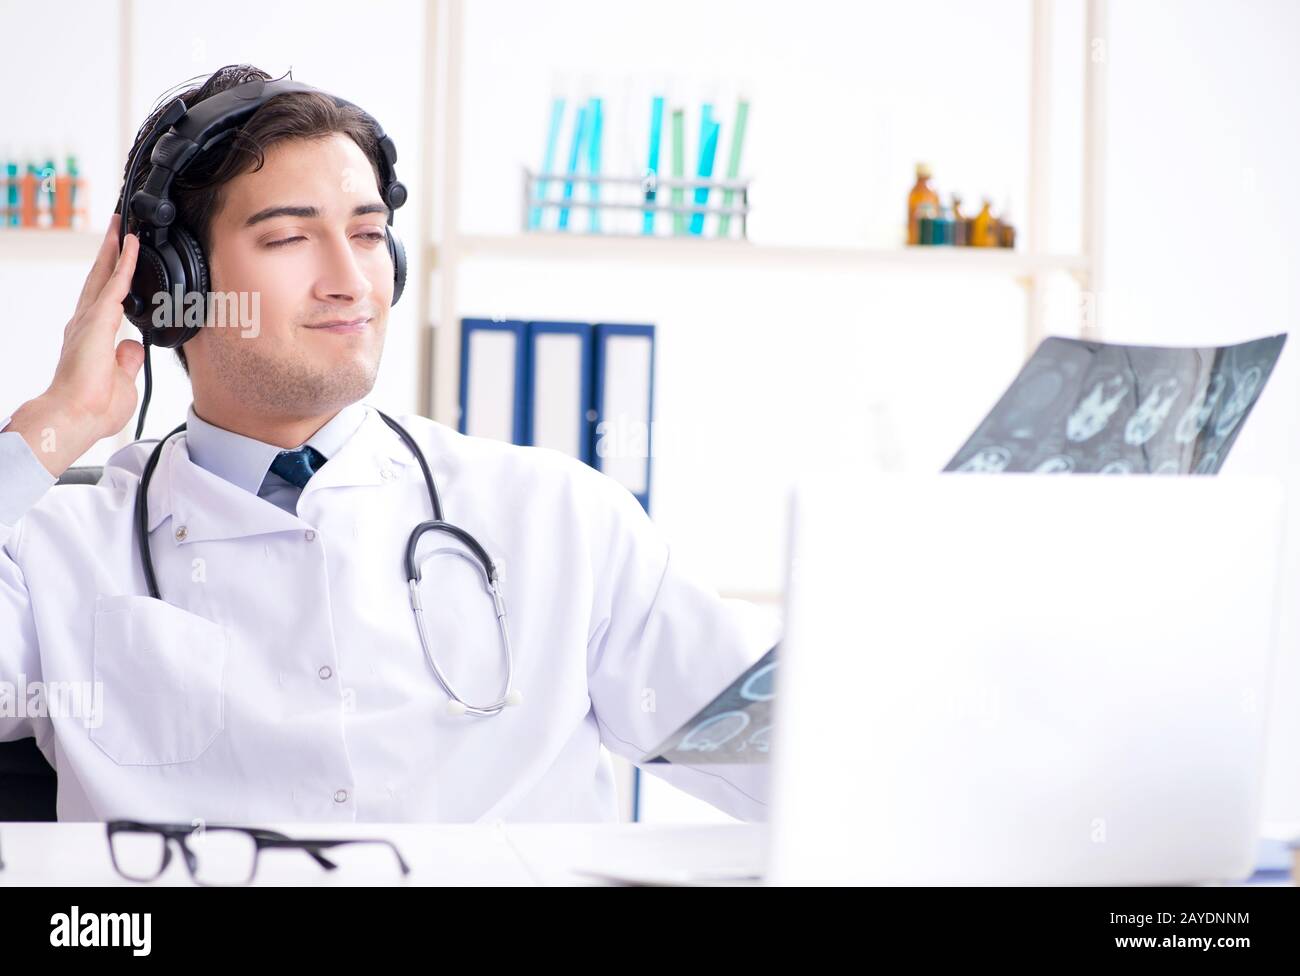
[134, 410, 523, 718]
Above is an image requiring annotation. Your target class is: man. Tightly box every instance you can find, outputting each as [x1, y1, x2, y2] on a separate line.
[0, 65, 777, 823]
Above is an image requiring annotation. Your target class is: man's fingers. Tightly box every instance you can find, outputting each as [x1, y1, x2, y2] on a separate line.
[115, 338, 146, 379]
[93, 232, 140, 312]
[74, 214, 124, 317]
[73, 216, 120, 313]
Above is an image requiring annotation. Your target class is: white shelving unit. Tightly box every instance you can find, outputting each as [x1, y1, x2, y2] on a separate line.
[422, 0, 1110, 430]
[0, 2, 137, 264]
[445, 232, 1091, 273]
[0, 229, 103, 263]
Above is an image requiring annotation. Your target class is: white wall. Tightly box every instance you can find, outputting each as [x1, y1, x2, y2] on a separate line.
[1097, 0, 1300, 825]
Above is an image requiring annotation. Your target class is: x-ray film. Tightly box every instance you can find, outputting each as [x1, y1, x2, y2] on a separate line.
[640, 646, 777, 765]
[945, 335, 1286, 474]
[644, 336, 1284, 768]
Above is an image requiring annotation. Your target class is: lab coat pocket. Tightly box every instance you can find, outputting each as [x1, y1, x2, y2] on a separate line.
[89, 594, 227, 766]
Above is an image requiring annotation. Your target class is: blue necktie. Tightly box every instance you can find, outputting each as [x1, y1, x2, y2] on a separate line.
[269, 446, 328, 489]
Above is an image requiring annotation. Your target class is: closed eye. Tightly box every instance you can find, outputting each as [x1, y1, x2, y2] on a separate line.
[265, 232, 385, 249]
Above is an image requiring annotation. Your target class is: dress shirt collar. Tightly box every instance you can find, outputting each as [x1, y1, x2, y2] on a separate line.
[184, 401, 369, 496]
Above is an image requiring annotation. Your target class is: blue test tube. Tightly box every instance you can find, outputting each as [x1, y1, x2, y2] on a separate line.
[558, 105, 588, 231]
[690, 114, 719, 236]
[642, 96, 664, 235]
[529, 97, 566, 231]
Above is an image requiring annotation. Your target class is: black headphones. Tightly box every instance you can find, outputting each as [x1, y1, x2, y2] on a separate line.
[118, 77, 408, 350]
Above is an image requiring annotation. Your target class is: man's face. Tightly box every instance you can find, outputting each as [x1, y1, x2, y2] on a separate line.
[188, 132, 393, 416]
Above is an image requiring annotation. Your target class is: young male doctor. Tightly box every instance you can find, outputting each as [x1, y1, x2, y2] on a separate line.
[0, 66, 777, 823]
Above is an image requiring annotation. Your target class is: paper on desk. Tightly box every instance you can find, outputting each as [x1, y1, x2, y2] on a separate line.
[945, 334, 1286, 474]
[640, 645, 776, 765]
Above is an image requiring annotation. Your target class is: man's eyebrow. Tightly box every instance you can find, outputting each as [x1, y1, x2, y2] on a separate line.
[243, 202, 390, 226]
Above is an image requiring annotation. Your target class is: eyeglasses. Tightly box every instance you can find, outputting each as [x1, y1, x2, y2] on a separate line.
[106, 820, 411, 885]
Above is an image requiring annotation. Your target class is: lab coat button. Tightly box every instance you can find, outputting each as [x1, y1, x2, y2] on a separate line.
[318, 665, 332, 680]
[174, 525, 188, 542]
[305, 530, 317, 542]
[333, 789, 349, 804]
[380, 468, 395, 481]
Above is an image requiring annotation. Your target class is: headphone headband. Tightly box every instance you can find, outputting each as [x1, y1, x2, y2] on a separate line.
[130, 78, 408, 232]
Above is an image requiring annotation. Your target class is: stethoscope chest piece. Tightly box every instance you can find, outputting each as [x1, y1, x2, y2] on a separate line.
[406, 517, 521, 718]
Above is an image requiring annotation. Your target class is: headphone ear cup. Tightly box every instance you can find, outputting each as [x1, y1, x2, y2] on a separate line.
[124, 237, 171, 337]
[167, 226, 209, 348]
[386, 227, 406, 307]
[173, 225, 210, 296]
[143, 227, 207, 350]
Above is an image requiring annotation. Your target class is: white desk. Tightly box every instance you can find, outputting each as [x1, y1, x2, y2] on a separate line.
[0, 821, 768, 886]
[4, 821, 1292, 886]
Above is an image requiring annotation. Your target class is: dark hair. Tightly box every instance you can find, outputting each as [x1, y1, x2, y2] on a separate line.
[120, 65, 388, 374]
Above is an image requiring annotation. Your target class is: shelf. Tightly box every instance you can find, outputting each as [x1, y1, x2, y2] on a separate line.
[439, 232, 1089, 277]
[0, 224, 1088, 283]
[0, 228, 103, 264]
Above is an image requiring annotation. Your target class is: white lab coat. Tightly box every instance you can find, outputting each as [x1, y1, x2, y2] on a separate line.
[0, 406, 778, 823]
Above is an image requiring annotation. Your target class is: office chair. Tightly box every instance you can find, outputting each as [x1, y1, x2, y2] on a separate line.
[0, 465, 102, 821]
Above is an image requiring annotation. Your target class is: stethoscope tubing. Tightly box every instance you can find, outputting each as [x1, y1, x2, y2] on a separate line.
[134, 409, 520, 717]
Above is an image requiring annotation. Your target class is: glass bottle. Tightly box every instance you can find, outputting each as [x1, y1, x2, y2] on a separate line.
[907, 163, 939, 246]
[971, 199, 996, 247]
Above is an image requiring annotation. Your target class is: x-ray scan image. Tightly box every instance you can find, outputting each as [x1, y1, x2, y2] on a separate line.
[1124, 376, 1181, 446]
[945, 335, 1286, 475]
[641, 646, 778, 765]
[641, 335, 1286, 770]
[1067, 374, 1129, 443]
[1174, 373, 1226, 444]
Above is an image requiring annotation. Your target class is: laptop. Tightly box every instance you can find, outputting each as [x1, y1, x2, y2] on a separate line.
[766, 472, 1286, 885]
